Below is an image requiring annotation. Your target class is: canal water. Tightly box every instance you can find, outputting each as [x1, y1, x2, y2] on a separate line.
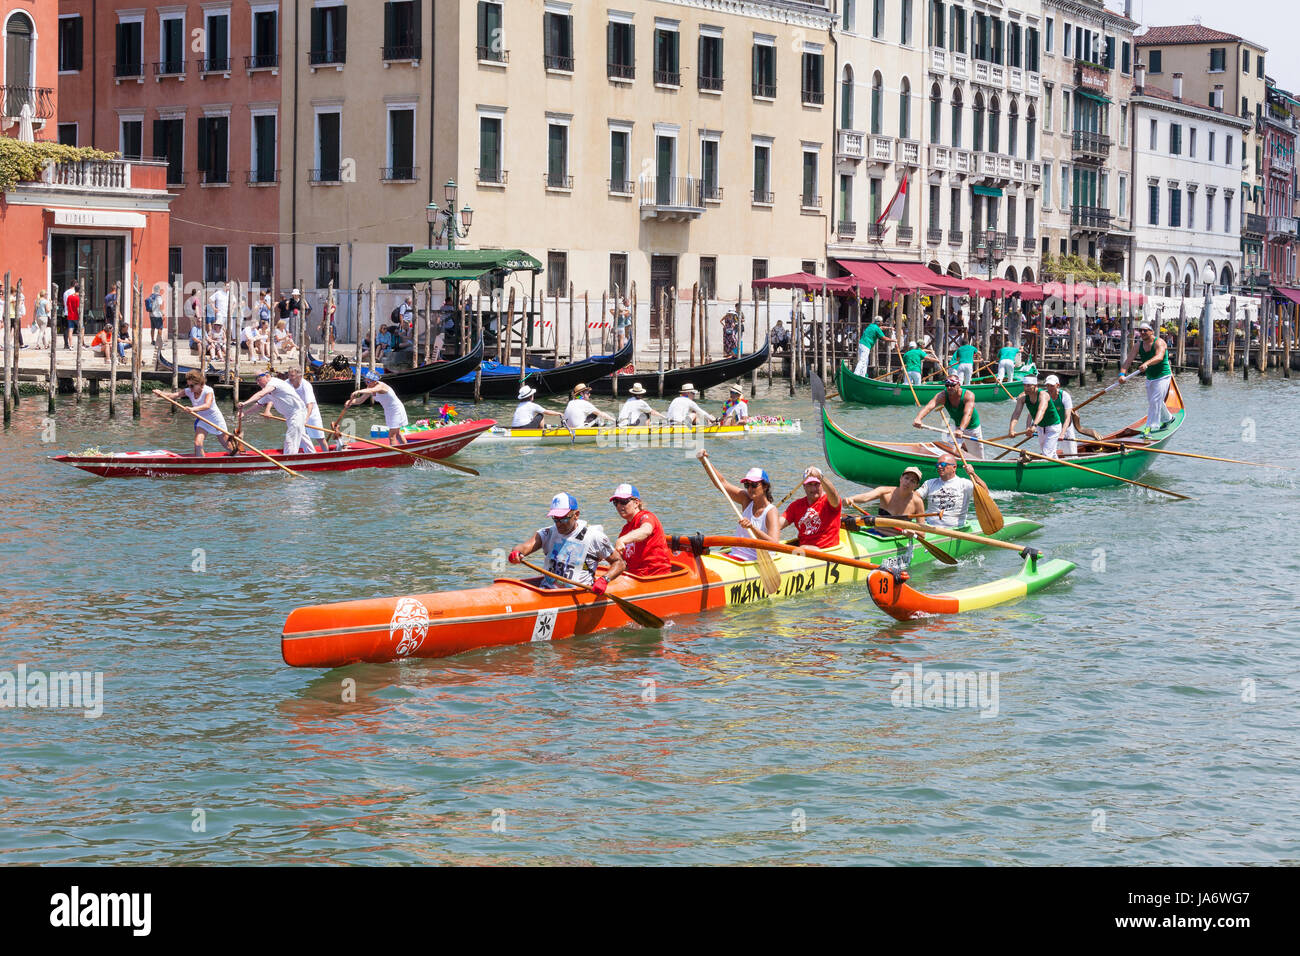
[0, 371, 1296, 864]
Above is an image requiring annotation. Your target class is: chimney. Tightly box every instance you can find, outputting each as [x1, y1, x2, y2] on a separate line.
[1125, 0, 1132, 17]
[1173, 72, 1184, 102]
[1135, 61, 1146, 94]
[1213, 84, 1225, 111]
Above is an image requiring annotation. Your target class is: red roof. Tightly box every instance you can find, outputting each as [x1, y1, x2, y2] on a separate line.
[751, 271, 855, 292]
[835, 260, 925, 298]
[1136, 24, 1245, 46]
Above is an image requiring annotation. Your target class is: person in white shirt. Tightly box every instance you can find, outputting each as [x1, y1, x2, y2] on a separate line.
[562, 383, 614, 429]
[507, 492, 626, 593]
[665, 383, 716, 426]
[720, 383, 749, 424]
[209, 285, 229, 326]
[512, 384, 562, 429]
[919, 456, 975, 528]
[239, 322, 261, 361]
[347, 371, 411, 443]
[282, 366, 325, 452]
[617, 382, 664, 426]
[155, 370, 235, 455]
[239, 370, 308, 454]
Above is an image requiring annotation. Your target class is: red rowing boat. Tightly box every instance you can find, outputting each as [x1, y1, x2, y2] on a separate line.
[52, 419, 494, 477]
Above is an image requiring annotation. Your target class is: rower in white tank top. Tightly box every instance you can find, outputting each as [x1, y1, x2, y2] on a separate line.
[347, 373, 410, 444]
[731, 500, 774, 562]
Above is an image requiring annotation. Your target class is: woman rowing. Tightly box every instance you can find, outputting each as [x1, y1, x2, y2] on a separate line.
[155, 370, 235, 456]
[609, 483, 672, 576]
[696, 449, 779, 561]
[347, 370, 410, 445]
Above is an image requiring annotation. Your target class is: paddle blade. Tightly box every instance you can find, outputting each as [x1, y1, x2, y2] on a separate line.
[609, 593, 664, 629]
[917, 534, 959, 565]
[756, 550, 783, 595]
[811, 371, 827, 407]
[970, 474, 1004, 534]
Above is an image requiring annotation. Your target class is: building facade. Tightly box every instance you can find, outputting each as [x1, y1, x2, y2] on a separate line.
[1129, 67, 1249, 297]
[832, 0, 1046, 284]
[1037, 0, 1136, 277]
[1134, 24, 1266, 291]
[1260, 79, 1297, 287]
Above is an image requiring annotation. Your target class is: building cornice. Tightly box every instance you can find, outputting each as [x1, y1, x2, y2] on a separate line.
[1042, 0, 1138, 36]
[1131, 94, 1252, 130]
[656, 0, 834, 30]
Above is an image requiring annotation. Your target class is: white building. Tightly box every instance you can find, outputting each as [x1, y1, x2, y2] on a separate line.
[1129, 66, 1250, 296]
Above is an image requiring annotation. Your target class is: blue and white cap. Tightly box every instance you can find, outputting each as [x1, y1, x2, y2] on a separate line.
[363, 368, 383, 382]
[548, 492, 579, 517]
[609, 483, 640, 502]
[742, 467, 769, 484]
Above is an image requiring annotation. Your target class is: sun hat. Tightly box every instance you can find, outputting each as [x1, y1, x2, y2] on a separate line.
[901, 465, 924, 482]
[680, 383, 698, 394]
[628, 383, 647, 395]
[742, 467, 769, 484]
[1044, 374, 1060, 386]
[517, 385, 537, 400]
[291, 288, 301, 296]
[571, 382, 591, 397]
[728, 383, 743, 394]
[609, 483, 640, 502]
[547, 492, 579, 517]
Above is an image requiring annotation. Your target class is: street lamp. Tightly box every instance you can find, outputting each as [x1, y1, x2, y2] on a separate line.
[426, 179, 473, 250]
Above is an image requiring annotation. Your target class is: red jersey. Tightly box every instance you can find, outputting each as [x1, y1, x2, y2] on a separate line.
[784, 493, 842, 549]
[66, 293, 80, 322]
[619, 509, 672, 576]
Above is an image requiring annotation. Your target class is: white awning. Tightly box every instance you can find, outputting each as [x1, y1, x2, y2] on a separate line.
[48, 208, 147, 229]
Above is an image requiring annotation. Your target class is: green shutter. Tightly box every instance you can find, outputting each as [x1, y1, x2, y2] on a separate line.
[196, 118, 209, 171]
[384, 2, 395, 48]
[337, 6, 347, 56]
[310, 8, 323, 53]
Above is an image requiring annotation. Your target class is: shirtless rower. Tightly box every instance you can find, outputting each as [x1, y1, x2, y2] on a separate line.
[845, 465, 927, 518]
[346, 370, 409, 444]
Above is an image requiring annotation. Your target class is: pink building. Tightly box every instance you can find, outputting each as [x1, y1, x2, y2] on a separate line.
[57, 1, 281, 295]
[1262, 82, 1297, 287]
[2, 0, 57, 137]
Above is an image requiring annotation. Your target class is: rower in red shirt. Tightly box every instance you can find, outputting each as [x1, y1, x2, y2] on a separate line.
[610, 483, 673, 576]
[780, 466, 842, 549]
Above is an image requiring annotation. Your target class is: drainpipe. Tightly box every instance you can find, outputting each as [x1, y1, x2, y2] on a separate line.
[291, 0, 300, 284]
[1128, 73, 1138, 293]
[91, 0, 98, 144]
[428, 0, 436, 250]
[829, 4, 839, 260]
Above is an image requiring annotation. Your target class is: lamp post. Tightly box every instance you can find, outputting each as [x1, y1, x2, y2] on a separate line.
[426, 179, 474, 251]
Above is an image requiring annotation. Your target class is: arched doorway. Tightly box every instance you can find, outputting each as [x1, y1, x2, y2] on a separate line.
[4, 11, 36, 100]
[1021, 267, 1035, 283]
[1219, 264, 1233, 292]
[947, 262, 963, 278]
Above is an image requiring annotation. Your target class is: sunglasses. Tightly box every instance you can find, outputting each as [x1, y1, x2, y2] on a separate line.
[937, 462, 956, 469]
[611, 498, 633, 506]
[551, 512, 577, 522]
[741, 480, 761, 488]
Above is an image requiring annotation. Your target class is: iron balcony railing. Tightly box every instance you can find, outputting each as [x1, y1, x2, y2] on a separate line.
[309, 47, 346, 66]
[478, 45, 509, 63]
[608, 179, 633, 194]
[654, 69, 680, 85]
[546, 173, 574, 189]
[247, 169, 280, 184]
[245, 53, 279, 70]
[309, 167, 342, 183]
[896, 225, 914, 243]
[545, 53, 574, 71]
[869, 223, 887, 241]
[382, 44, 421, 61]
[381, 166, 418, 181]
[1070, 205, 1113, 230]
[699, 75, 723, 92]
[802, 88, 825, 105]
[948, 229, 963, 245]
[477, 167, 508, 185]
[607, 61, 634, 79]
[801, 194, 822, 208]
[113, 61, 144, 78]
[752, 189, 774, 204]
[0, 85, 55, 118]
[1244, 213, 1267, 237]
[927, 227, 944, 244]
[201, 56, 232, 73]
[154, 60, 186, 76]
[1071, 129, 1112, 162]
[701, 183, 723, 201]
[838, 220, 857, 237]
[639, 177, 706, 211]
[753, 81, 776, 98]
[201, 168, 230, 185]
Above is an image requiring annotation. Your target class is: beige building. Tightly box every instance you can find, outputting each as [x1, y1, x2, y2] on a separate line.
[832, 0, 1047, 284]
[1037, 0, 1137, 276]
[280, 0, 836, 350]
[1135, 23, 1267, 287]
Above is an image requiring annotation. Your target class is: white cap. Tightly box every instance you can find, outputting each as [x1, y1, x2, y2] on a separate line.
[1043, 374, 1060, 386]
[291, 288, 301, 296]
[908, 340, 917, 348]
[1137, 321, 1153, 331]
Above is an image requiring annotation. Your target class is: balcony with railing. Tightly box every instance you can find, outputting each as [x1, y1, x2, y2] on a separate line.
[607, 61, 633, 80]
[309, 167, 343, 184]
[309, 46, 346, 66]
[476, 167, 508, 186]
[701, 183, 723, 202]
[1270, 155, 1295, 177]
[1072, 130, 1112, 164]
[1267, 215, 1298, 238]
[699, 74, 723, 92]
[0, 85, 54, 119]
[639, 177, 705, 220]
[247, 169, 280, 185]
[479, 45, 510, 64]
[1244, 212, 1266, 237]
[751, 189, 774, 205]
[899, 139, 922, 166]
[837, 220, 857, 237]
[867, 135, 896, 165]
[381, 165, 419, 182]
[245, 53, 279, 70]
[608, 178, 633, 195]
[39, 158, 133, 190]
[837, 129, 865, 161]
[114, 61, 144, 79]
[382, 44, 421, 62]
[1071, 205, 1113, 232]
[654, 69, 680, 86]
[545, 53, 575, 72]
[802, 87, 825, 106]
[970, 231, 1008, 257]
[929, 47, 969, 80]
[868, 223, 887, 242]
[896, 225, 914, 243]
[927, 227, 943, 244]
[753, 81, 776, 98]
[1023, 236, 1036, 252]
[948, 229, 964, 245]
[154, 60, 186, 77]
[545, 172, 574, 190]
[200, 56, 232, 74]
[801, 194, 822, 210]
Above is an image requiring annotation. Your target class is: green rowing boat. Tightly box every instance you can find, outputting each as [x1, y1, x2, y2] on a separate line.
[822, 378, 1187, 494]
[836, 360, 1026, 406]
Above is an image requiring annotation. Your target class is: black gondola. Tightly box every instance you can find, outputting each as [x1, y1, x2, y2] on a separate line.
[427, 335, 634, 400]
[305, 338, 484, 403]
[587, 339, 770, 396]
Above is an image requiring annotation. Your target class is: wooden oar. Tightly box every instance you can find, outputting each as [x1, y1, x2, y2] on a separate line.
[155, 392, 304, 478]
[688, 535, 880, 572]
[865, 516, 1038, 557]
[1069, 439, 1282, 468]
[777, 481, 804, 506]
[697, 450, 782, 595]
[847, 500, 956, 565]
[918, 424, 1190, 500]
[518, 557, 663, 629]
[925, 403, 1003, 534]
[892, 340, 925, 409]
[264, 411, 479, 476]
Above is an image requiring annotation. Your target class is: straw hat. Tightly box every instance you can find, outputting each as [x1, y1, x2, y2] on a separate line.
[628, 383, 647, 395]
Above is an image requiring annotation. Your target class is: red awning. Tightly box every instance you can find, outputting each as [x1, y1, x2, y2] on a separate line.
[834, 259, 948, 300]
[877, 261, 973, 294]
[1041, 281, 1144, 308]
[752, 271, 855, 292]
[1275, 287, 1300, 306]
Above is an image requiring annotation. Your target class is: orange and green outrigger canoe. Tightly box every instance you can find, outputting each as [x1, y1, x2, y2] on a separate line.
[281, 519, 1043, 668]
[823, 378, 1186, 493]
[869, 552, 1076, 621]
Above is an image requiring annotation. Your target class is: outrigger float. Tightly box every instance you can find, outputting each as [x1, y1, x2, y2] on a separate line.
[869, 552, 1076, 621]
[374, 417, 802, 446]
[281, 518, 1047, 668]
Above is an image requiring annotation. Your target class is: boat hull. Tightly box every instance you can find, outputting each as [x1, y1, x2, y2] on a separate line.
[587, 341, 771, 396]
[281, 517, 1042, 667]
[53, 419, 494, 477]
[822, 379, 1187, 493]
[306, 338, 485, 404]
[868, 555, 1076, 621]
[429, 338, 635, 400]
[463, 419, 802, 446]
[837, 360, 1025, 405]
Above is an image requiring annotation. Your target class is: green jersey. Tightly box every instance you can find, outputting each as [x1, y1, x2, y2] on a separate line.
[903, 348, 927, 372]
[859, 322, 886, 349]
[944, 389, 980, 429]
[1036, 391, 1062, 427]
[954, 343, 977, 364]
[1136, 340, 1171, 380]
[998, 346, 1019, 361]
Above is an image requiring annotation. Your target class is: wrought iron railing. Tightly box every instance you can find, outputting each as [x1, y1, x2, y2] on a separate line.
[245, 53, 279, 69]
[0, 85, 54, 118]
[382, 44, 421, 61]
[699, 75, 723, 92]
[607, 62, 634, 79]
[545, 53, 574, 71]
[309, 47, 346, 66]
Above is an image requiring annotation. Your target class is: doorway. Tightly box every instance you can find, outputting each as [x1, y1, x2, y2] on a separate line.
[52, 235, 126, 333]
[650, 255, 677, 339]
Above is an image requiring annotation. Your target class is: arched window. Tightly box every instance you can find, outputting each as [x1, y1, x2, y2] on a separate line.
[841, 66, 855, 130]
[871, 72, 883, 134]
[4, 12, 36, 92]
[988, 95, 1001, 153]
[1008, 99, 1019, 157]
[1183, 275, 1192, 298]
[950, 87, 963, 148]
[1220, 264, 1233, 292]
[972, 92, 984, 151]
[1164, 273, 1174, 298]
[899, 77, 911, 139]
[929, 83, 942, 144]
[1022, 267, 1034, 283]
[1025, 104, 1036, 161]
[1005, 266, 1018, 281]
[1144, 271, 1155, 298]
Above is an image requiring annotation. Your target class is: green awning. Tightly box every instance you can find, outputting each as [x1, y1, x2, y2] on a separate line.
[380, 248, 543, 284]
[1075, 89, 1111, 105]
[972, 185, 1003, 198]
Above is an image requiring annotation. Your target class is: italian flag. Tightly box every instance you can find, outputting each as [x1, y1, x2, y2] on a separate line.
[876, 173, 909, 235]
